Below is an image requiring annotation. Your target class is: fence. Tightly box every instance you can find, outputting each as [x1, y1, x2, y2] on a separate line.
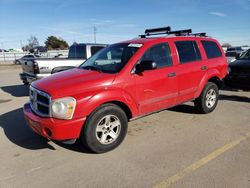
[0, 50, 69, 62]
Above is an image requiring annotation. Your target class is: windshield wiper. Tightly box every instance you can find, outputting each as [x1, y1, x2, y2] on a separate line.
[81, 66, 102, 72]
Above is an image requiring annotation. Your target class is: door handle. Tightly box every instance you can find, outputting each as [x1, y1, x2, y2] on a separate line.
[168, 72, 176, 78]
[201, 66, 207, 71]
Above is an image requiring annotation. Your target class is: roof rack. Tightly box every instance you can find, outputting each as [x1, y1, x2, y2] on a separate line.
[140, 26, 171, 38]
[139, 26, 207, 38]
[168, 29, 192, 36]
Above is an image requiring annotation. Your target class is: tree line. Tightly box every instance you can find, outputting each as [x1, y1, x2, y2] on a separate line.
[22, 35, 69, 52]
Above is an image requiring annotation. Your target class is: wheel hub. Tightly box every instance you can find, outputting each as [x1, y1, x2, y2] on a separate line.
[205, 88, 216, 108]
[95, 115, 121, 145]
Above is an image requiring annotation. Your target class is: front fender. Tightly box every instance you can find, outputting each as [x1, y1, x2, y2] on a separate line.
[74, 89, 139, 119]
[195, 69, 221, 98]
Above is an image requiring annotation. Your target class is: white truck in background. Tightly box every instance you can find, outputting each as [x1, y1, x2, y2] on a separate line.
[20, 43, 107, 84]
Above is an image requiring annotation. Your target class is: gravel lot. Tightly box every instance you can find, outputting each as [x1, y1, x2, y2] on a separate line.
[0, 65, 250, 188]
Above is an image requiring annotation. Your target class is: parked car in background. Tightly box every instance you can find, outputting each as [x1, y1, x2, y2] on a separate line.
[14, 54, 41, 64]
[23, 27, 228, 153]
[0, 49, 8, 52]
[225, 48, 250, 90]
[19, 43, 107, 84]
[225, 46, 244, 63]
[33, 46, 48, 53]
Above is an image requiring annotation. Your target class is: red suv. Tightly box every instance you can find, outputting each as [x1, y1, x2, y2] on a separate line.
[24, 27, 228, 153]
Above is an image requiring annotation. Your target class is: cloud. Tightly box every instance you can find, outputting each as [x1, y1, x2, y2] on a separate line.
[116, 24, 136, 28]
[209, 12, 227, 17]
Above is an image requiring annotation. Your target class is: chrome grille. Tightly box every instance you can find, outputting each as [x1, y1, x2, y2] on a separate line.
[30, 86, 51, 117]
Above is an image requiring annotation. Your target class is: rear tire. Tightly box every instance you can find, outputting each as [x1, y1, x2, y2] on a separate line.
[194, 82, 219, 114]
[81, 103, 128, 153]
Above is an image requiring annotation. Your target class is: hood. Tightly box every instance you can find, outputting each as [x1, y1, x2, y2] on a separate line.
[32, 68, 116, 98]
[229, 59, 250, 68]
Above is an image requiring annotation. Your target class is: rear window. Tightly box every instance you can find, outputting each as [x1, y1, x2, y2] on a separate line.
[201, 41, 222, 59]
[68, 44, 86, 59]
[175, 41, 201, 63]
[91, 46, 105, 55]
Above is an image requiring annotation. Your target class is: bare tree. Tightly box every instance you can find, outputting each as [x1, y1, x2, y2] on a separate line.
[22, 36, 39, 52]
[222, 43, 232, 48]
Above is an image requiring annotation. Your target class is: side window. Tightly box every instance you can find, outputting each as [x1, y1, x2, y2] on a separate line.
[141, 43, 172, 68]
[175, 41, 201, 63]
[201, 41, 222, 59]
[91, 46, 105, 56]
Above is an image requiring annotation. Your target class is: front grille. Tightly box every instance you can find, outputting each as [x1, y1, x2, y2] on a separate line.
[30, 86, 51, 117]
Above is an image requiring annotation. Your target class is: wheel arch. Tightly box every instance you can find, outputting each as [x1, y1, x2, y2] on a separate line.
[104, 101, 133, 121]
[75, 89, 138, 121]
[195, 69, 222, 98]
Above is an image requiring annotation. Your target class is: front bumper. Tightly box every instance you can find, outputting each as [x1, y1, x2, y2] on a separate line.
[23, 103, 86, 141]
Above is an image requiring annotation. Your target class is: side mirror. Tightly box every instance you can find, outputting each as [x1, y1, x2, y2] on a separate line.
[135, 60, 157, 73]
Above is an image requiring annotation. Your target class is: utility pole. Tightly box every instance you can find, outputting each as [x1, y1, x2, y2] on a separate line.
[93, 26, 97, 43]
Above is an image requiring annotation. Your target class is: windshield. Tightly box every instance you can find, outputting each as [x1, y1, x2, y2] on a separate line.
[80, 43, 141, 73]
[238, 49, 250, 60]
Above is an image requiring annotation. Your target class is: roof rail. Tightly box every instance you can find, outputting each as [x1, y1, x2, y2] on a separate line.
[191, 32, 207, 37]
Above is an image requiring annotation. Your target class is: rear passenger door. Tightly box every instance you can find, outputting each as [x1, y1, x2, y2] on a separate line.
[134, 43, 178, 115]
[175, 41, 207, 103]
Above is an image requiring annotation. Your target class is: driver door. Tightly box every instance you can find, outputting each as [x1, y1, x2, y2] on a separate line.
[134, 43, 178, 115]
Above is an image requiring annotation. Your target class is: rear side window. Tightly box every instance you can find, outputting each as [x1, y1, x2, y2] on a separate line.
[201, 41, 222, 59]
[141, 43, 172, 68]
[91, 46, 105, 55]
[68, 44, 87, 59]
[175, 41, 201, 63]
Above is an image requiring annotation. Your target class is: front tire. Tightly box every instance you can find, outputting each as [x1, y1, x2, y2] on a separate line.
[194, 82, 219, 114]
[81, 103, 128, 153]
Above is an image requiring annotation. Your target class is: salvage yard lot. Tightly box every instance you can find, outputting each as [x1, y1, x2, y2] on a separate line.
[0, 65, 250, 188]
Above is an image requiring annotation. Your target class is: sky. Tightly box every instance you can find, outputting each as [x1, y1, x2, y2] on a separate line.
[0, 0, 250, 49]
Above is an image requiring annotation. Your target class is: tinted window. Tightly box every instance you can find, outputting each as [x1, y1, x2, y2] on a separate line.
[202, 41, 222, 59]
[91, 46, 105, 55]
[175, 41, 201, 63]
[225, 51, 237, 57]
[23, 55, 34, 58]
[141, 43, 172, 68]
[68, 44, 86, 59]
[238, 49, 250, 60]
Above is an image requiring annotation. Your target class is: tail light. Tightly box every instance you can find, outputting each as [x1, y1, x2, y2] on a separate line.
[33, 61, 40, 74]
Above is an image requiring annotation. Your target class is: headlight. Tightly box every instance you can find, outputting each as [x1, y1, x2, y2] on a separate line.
[51, 97, 76, 119]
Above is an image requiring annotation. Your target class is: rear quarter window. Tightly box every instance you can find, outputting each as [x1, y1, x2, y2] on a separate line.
[201, 41, 222, 59]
